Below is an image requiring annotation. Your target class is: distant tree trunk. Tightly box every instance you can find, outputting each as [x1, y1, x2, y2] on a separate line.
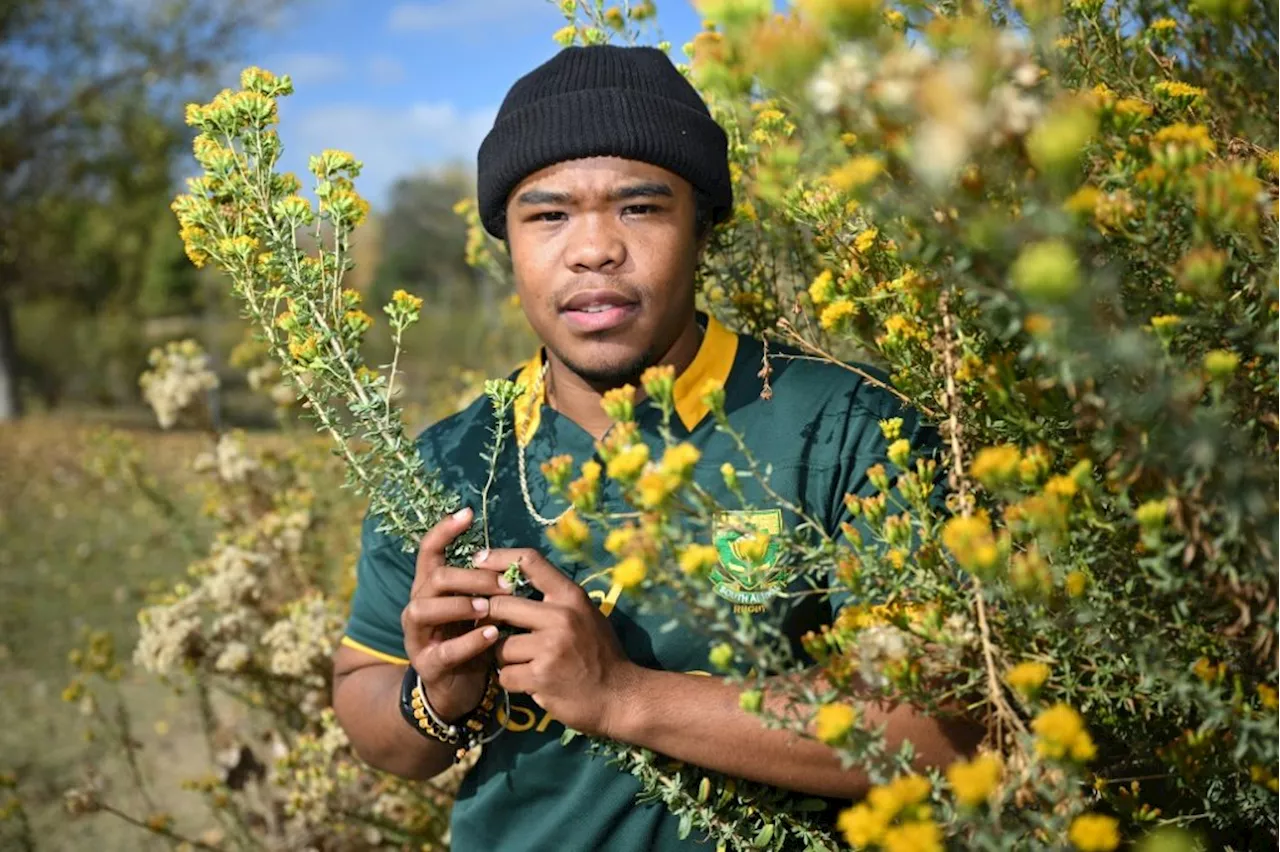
[0, 292, 21, 421]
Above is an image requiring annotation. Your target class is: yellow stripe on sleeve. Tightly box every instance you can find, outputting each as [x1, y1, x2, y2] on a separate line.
[341, 635, 410, 666]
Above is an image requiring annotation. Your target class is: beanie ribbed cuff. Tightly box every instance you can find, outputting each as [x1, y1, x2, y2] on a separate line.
[476, 46, 733, 238]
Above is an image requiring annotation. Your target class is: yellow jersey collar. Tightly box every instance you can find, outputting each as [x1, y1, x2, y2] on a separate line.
[512, 314, 738, 447]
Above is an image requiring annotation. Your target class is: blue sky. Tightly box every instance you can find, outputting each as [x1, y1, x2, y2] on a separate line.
[233, 0, 709, 209]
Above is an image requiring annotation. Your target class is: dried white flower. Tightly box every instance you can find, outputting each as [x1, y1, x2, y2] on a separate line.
[139, 339, 219, 430]
[215, 641, 252, 673]
[261, 594, 345, 681]
[202, 545, 265, 609]
[213, 433, 258, 483]
[134, 596, 203, 674]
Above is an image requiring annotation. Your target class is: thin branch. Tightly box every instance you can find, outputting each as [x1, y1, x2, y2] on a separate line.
[772, 317, 939, 419]
[937, 288, 1027, 743]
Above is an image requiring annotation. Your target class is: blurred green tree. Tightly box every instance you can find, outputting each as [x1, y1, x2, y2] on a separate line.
[0, 0, 284, 419]
[371, 164, 485, 307]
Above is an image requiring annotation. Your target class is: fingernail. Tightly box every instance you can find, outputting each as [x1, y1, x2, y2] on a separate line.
[452, 507, 472, 522]
[483, 626, 498, 639]
[497, 576, 513, 591]
[471, 598, 489, 612]
[473, 549, 489, 565]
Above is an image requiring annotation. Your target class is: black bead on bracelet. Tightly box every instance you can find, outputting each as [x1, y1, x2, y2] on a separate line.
[398, 664, 503, 762]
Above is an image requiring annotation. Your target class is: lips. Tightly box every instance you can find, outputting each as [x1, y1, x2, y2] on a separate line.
[559, 289, 639, 334]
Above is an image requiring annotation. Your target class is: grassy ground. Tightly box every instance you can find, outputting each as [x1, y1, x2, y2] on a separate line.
[0, 415, 263, 850]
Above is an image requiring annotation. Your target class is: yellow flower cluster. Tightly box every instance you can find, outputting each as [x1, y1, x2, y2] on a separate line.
[945, 753, 1002, 807]
[1044, 474, 1078, 500]
[879, 418, 903, 440]
[828, 156, 883, 193]
[809, 269, 836, 305]
[941, 513, 1000, 574]
[661, 443, 701, 479]
[607, 443, 650, 480]
[1153, 80, 1207, 104]
[318, 185, 371, 228]
[854, 227, 878, 253]
[837, 774, 938, 851]
[885, 439, 910, 470]
[678, 544, 719, 577]
[601, 385, 636, 422]
[1068, 813, 1120, 851]
[1151, 123, 1216, 171]
[547, 510, 590, 554]
[1249, 764, 1279, 793]
[640, 364, 676, 405]
[879, 313, 926, 347]
[1032, 703, 1097, 762]
[1006, 660, 1051, 694]
[566, 459, 602, 511]
[1203, 349, 1239, 380]
[629, 443, 700, 510]
[821, 299, 858, 331]
[635, 469, 680, 509]
[814, 702, 857, 744]
[611, 556, 647, 590]
[732, 531, 772, 563]
[971, 445, 1020, 487]
[1192, 657, 1225, 684]
[1134, 498, 1170, 531]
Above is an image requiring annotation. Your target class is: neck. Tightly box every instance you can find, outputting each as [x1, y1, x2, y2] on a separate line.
[544, 315, 703, 441]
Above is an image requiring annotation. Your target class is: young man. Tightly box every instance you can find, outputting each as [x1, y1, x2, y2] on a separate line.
[332, 45, 976, 850]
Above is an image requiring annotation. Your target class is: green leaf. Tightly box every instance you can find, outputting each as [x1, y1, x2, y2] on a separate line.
[752, 822, 774, 848]
[678, 812, 693, 841]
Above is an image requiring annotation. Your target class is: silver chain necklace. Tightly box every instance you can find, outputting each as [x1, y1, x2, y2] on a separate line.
[515, 360, 570, 527]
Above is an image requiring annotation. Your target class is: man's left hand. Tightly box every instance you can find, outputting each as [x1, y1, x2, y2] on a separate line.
[477, 547, 642, 739]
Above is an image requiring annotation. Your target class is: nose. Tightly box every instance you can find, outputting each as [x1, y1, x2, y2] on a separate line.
[563, 214, 627, 274]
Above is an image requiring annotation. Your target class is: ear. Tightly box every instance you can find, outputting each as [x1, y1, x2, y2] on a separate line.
[695, 229, 711, 262]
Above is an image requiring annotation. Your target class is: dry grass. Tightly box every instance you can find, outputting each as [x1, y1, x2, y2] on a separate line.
[0, 416, 276, 850]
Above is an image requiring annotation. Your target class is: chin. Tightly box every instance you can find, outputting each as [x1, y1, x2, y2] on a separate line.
[555, 342, 655, 386]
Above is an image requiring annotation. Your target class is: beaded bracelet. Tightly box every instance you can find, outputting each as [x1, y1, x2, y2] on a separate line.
[399, 664, 505, 762]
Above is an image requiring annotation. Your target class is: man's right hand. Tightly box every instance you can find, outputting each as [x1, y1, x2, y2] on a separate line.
[401, 507, 511, 722]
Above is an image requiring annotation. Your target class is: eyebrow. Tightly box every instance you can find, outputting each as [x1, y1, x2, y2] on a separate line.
[513, 181, 675, 207]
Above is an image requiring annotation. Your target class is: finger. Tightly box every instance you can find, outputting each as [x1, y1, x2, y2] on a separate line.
[413, 507, 474, 593]
[416, 623, 500, 678]
[415, 564, 508, 599]
[466, 547, 519, 573]
[473, 547, 580, 600]
[402, 595, 492, 633]
[486, 594, 561, 631]
[496, 661, 536, 696]
[494, 632, 539, 667]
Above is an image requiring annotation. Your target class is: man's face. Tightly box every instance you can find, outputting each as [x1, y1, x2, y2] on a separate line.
[504, 156, 702, 387]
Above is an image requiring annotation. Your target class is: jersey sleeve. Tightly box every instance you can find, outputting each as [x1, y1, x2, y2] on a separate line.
[824, 382, 948, 616]
[342, 508, 417, 664]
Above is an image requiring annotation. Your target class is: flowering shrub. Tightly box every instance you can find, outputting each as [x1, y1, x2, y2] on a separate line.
[66, 0, 1276, 849]
[60, 397, 469, 849]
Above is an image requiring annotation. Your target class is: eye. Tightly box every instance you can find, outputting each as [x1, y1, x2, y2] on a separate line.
[623, 204, 659, 216]
[530, 211, 566, 223]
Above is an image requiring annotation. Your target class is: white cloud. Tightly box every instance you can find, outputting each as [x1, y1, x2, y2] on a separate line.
[281, 100, 498, 207]
[388, 0, 559, 32]
[368, 56, 406, 86]
[261, 52, 347, 86]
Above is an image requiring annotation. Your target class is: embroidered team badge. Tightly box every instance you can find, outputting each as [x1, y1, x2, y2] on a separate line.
[710, 509, 787, 613]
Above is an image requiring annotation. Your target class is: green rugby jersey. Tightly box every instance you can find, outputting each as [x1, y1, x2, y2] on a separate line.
[342, 313, 939, 851]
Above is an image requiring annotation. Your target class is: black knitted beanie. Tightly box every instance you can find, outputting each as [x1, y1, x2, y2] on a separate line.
[476, 44, 733, 239]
